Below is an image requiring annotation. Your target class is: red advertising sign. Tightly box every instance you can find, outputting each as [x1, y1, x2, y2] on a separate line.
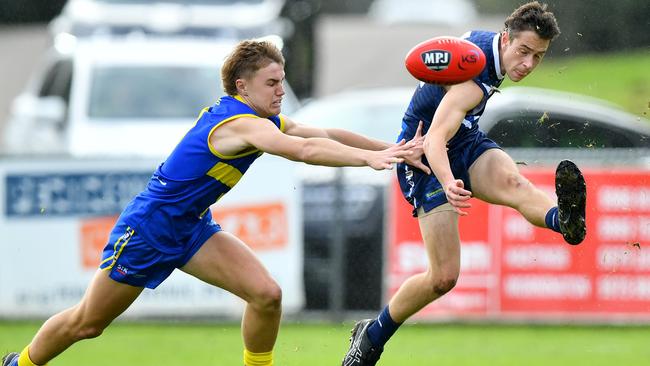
[388, 167, 650, 320]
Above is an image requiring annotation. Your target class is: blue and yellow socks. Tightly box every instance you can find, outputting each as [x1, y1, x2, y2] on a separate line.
[366, 305, 402, 348]
[545, 206, 561, 233]
[243, 349, 273, 366]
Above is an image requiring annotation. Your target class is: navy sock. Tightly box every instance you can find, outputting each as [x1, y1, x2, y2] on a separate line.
[366, 305, 402, 348]
[545, 206, 561, 233]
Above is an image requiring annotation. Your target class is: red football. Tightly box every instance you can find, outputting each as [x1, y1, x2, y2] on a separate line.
[404, 36, 486, 84]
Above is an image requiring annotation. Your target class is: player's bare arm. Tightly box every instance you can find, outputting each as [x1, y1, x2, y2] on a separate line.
[283, 116, 431, 174]
[210, 116, 410, 170]
[282, 116, 389, 150]
[423, 81, 483, 215]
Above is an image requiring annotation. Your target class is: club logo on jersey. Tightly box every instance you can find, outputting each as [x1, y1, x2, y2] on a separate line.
[458, 49, 481, 70]
[421, 50, 450, 71]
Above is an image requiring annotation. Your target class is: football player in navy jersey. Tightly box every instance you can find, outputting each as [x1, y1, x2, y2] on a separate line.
[342, 2, 586, 365]
[2, 40, 427, 366]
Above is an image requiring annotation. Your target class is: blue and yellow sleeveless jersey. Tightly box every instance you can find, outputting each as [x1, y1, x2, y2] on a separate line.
[119, 95, 285, 254]
[397, 31, 504, 148]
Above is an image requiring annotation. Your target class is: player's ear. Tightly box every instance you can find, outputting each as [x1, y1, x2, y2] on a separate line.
[235, 79, 248, 96]
[500, 31, 511, 55]
[501, 29, 514, 45]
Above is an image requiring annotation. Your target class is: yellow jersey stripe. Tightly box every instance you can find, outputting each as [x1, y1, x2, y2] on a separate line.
[278, 114, 286, 132]
[99, 256, 114, 267]
[103, 228, 135, 271]
[234, 94, 247, 104]
[99, 227, 129, 268]
[206, 162, 243, 188]
[196, 107, 210, 122]
[206, 113, 260, 159]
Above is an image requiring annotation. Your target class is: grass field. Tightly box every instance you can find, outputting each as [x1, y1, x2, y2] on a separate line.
[504, 49, 650, 117]
[2, 321, 650, 365]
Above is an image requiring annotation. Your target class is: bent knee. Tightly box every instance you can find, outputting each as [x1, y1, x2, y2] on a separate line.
[432, 277, 458, 296]
[488, 172, 537, 206]
[64, 307, 109, 341]
[76, 325, 104, 340]
[502, 172, 531, 191]
[62, 319, 106, 341]
[426, 272, 459, 298]
[250, 282, 283, 312]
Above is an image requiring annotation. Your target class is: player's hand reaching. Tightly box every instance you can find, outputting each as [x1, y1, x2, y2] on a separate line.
[368, 139, 412, 170]
[444, 179, 472, 215]
[402, 121, 432, 174]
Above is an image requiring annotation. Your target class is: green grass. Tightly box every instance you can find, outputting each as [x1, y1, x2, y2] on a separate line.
[2, 321, 650, 365]
[502, 49, 650, 117]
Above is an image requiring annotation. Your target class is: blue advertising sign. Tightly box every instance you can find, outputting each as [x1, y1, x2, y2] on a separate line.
[5, 172, 151, 217]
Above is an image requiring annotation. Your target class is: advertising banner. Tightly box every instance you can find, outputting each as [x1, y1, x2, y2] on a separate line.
[0, 157, 303, 318]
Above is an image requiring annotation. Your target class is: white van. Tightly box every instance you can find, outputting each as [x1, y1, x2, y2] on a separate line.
[4, 35, 300, 157]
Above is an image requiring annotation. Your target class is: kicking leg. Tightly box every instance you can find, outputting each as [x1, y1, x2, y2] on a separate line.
[469, 150, 586, 244]
[468, 148, 554, 227]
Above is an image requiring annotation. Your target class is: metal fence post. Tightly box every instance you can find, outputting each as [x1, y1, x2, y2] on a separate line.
[329, 167, 346, 319]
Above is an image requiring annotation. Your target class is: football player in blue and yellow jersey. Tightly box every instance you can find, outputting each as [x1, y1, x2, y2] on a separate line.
[343, 2, 587, 365]
[2, 40, 428, 366]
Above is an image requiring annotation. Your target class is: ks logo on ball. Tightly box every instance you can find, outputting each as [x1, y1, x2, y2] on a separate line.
[458, 49, 480, 70]
[421, 50, 450, 71]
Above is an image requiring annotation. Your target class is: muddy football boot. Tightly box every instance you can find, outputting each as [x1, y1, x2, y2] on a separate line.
[342, 319, 384, 366]
[555, 160, 586, 245]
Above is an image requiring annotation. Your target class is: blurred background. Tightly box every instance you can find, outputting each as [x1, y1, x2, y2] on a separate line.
[1, 1, 649, 365]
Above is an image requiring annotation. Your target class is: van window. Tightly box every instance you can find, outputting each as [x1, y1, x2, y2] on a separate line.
[87, 65, 222, 119]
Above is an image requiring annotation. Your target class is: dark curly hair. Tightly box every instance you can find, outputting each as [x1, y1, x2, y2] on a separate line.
[221, 40, 285, 96]
[504, 1, 561, 41]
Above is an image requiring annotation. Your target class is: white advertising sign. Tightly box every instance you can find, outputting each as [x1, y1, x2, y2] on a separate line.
[0, 156, 303, 318]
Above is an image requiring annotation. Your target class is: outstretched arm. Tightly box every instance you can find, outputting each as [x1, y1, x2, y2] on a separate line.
[217, 116, 412, 170]
[282, 116, 391, 150]
[424, 81, 483, 215]
[283, 116, 431, 173]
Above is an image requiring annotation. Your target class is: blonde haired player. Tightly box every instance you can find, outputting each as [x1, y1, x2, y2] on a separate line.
[2, 39, 428, 366]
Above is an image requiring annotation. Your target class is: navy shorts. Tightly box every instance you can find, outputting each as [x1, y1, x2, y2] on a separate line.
[99, 218, 222, 289]
[397, 130, 500, 216]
